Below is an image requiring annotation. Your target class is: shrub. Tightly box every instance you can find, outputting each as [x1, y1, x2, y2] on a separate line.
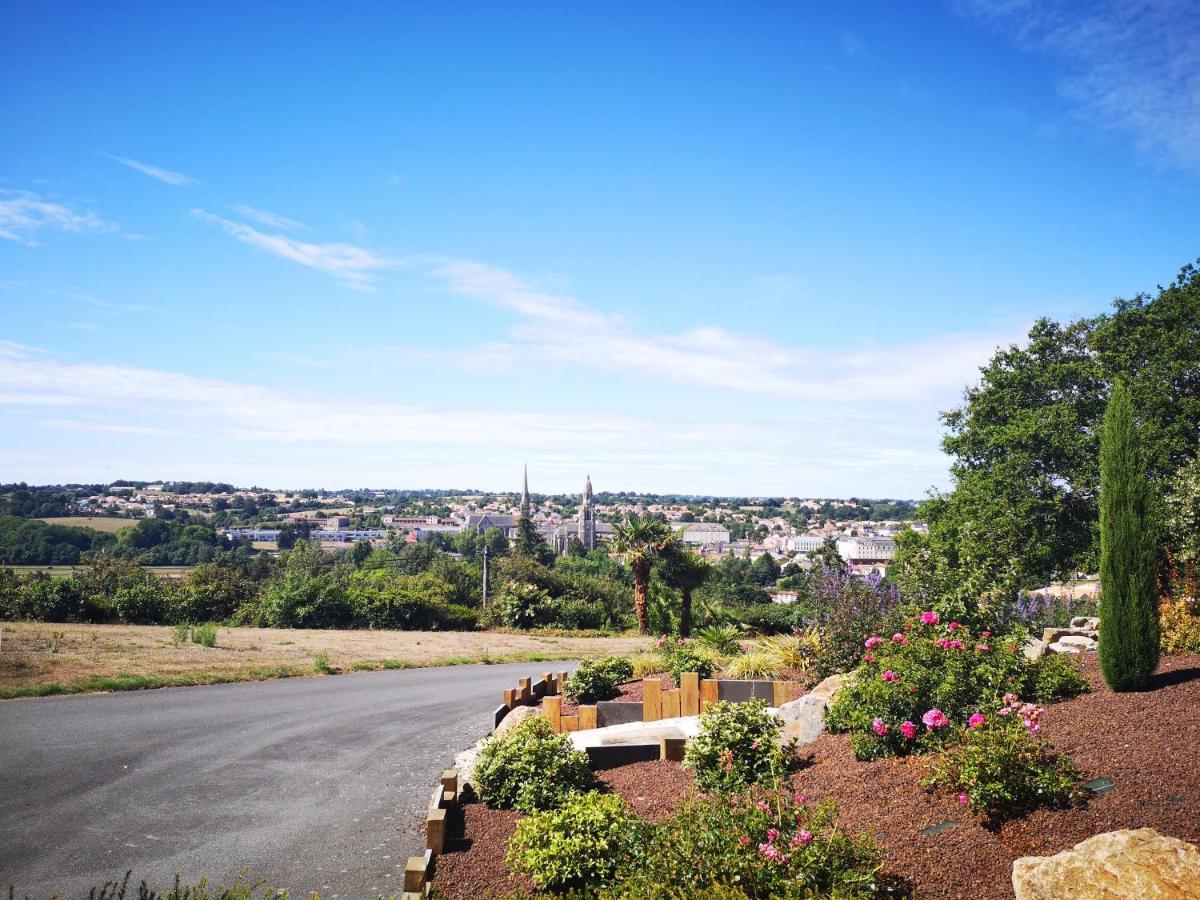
[474, 716, 595, 812]
[758, 630, 823, 678]
[191, 622, 218, 648]
[825, 610, 1087, 760]
[806, 567, 904, 678]
[924, 699, 1085, 823]
[666, 643, 715, 684]
[723, 649, 782, 680]
[614, 791, 881, 899]
[551, 598, 607, 630]
[172, 622, 190, 645]
[684, 699, 789, 793]
[696, 623, 742, 655]
[507, 791, 645, 890]
[1161, 599, 1200, 654]
[1028, 653, 1090, 702]
[1098, 380, 1161, 691]
[628, 650, 669, 678]
[737, 603, 796, 635]
[562, 656, 632, 704]
[491, 581, 555, 629]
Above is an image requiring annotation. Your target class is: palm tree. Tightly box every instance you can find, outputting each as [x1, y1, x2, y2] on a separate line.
[608, 515, 679, 634]
[660, 547, 714, 638]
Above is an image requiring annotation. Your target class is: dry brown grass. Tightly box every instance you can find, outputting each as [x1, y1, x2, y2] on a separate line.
[37, 516, 133, 533]
[0, 622, 650, 698]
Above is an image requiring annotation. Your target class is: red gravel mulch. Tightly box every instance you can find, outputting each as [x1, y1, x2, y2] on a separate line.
[434, 654, 1200, 899]
[559, 675, 670, 716]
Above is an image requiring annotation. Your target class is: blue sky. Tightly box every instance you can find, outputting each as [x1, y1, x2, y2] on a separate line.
[2, 1, 1198, 497]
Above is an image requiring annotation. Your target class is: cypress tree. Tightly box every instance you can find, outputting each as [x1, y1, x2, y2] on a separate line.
[1098, 381, 1160, 691]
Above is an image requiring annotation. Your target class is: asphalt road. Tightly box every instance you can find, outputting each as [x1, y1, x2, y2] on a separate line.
[0, 662, 570, 899]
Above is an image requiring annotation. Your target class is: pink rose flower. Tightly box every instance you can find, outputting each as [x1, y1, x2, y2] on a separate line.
[968, 713, 986, 729]
[738, 835, 751, 847]
[864, 636, 883, 649]
[947, 621, 960, 631]
[958, 793, 970, 805]
[982, 630, 991, 638]
[863, 653, 874, 663]
[976, 643, 990, 652]
[948, 639, 964, 649]
[922, 708, 949, 730]
[900, 720, 917, 739]
[793, 794, 808, 804]
[881, 669, 899, 683]
[756, 800, 770, 811]
[891, 632, 907, 644]
[767, 828, 780, 843]
[920, 610, 940, 625]
[758, 843, 787, 863]
[792, 829, 813, 846]
[872, 717, 889, 736]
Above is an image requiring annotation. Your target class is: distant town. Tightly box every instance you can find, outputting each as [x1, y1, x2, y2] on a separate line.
[9, 472, 919, 581]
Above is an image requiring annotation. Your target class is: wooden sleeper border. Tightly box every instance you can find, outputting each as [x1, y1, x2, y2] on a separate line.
[405, 768, 460, 898]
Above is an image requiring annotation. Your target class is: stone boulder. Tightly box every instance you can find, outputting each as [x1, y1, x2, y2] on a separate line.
[777, 673, 848, 746]
[1042, 622, 1101, 655]
[1012, 828, 1200, 899]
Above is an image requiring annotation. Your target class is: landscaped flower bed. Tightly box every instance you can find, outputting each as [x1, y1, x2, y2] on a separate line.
[433, 653, 1200, 899]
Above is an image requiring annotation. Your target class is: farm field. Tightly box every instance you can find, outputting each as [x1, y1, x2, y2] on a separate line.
[0, 622, 650, 699]
[36, 516, 134, 533]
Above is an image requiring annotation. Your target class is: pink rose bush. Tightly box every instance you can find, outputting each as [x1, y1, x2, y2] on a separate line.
[618, 788, 883, 897]
[825, 610, 1088, 760]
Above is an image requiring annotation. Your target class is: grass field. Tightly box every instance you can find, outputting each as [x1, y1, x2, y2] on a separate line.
[37, 516, 134, 533]
[0, 622, 650, 699]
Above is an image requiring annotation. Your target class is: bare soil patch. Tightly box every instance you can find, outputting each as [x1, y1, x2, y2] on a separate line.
[0, 622, 649, 697]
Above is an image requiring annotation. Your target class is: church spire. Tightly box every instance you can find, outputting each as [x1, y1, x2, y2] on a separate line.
[521, 463, 531, 516]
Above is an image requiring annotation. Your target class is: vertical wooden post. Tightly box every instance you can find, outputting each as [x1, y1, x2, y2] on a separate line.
[518, 677, 532, 704]
[680, 672, 700, 716]
[543, 695, 562, 732]
[700, 678, 719, 711]
[540, 672, 553, 694]
[503, 688, 518, 709]
[662, 688, 681, 719]
[643, 678, 662, 721]
[579, 705, 597, 730]
[773, 681, 799, 708]
[556, 670, 569, 691]
[426, 807, 446, 853]
[660, 736, 687, 762]
[559, 714, 580, 732]
[440, 769, 458, 805]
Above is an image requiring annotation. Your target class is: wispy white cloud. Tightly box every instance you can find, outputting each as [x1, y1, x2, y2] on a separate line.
[0, 341, 953, 494]
[108, 155, 199, 186]
[423, 257, 1014, 406]
[62, 287, 149, 314]
[956, 0, 1200, 168]
[192, 209, 392, 290]
[0, 191, 117, 245]
[232, 203, 306, 231]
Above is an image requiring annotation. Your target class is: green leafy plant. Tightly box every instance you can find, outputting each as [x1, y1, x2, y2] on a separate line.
[723, 649, 782, 680]
[684, 699, 790, 793]
[506, 791, 645, 890]
[924, 701, 1085, 824]
[666, 642, 715, 684]
[562, 655, 633, 704]
[613, 790, 881, 899]
[758, 629, 823, 677]
[312, 651, 333, 674]
[825, 610, 1088, 760]
[172, 622, 190, 645]
[696, 623, 742, 655]
[474, 716, 595, 812]
[1028, 653, 1090, 702]
[191, 622, 218, 648]
[1098, 380, 1161, 690]
[628, 650, 669, 678]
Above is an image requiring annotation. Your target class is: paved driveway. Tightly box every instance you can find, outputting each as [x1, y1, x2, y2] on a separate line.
[0, 662, 563, 899]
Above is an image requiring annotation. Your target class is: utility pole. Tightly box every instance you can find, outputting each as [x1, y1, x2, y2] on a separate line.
[481, 543, 489, 608]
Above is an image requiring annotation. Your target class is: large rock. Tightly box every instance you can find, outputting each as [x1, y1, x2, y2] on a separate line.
[568, 716, 699, 751]
[1012, 828, 1200, 899]
[1070, 616, 1100, 631]
[1023, 638, 1047, 660]
[777, 673, 849, 746]
[493, 703, 541, 738]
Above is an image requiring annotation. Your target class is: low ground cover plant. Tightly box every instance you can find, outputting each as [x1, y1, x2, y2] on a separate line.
[826, 610, 1088, 760]
[473, 716, 595, 812]
[506, 791, 646, 891]
[924, 695, 1085, 824]
[684, 699, 790, 792]
[613, 790, 882, 899]
[561, 655, 634, 704]
[660, 638, 716, 684]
